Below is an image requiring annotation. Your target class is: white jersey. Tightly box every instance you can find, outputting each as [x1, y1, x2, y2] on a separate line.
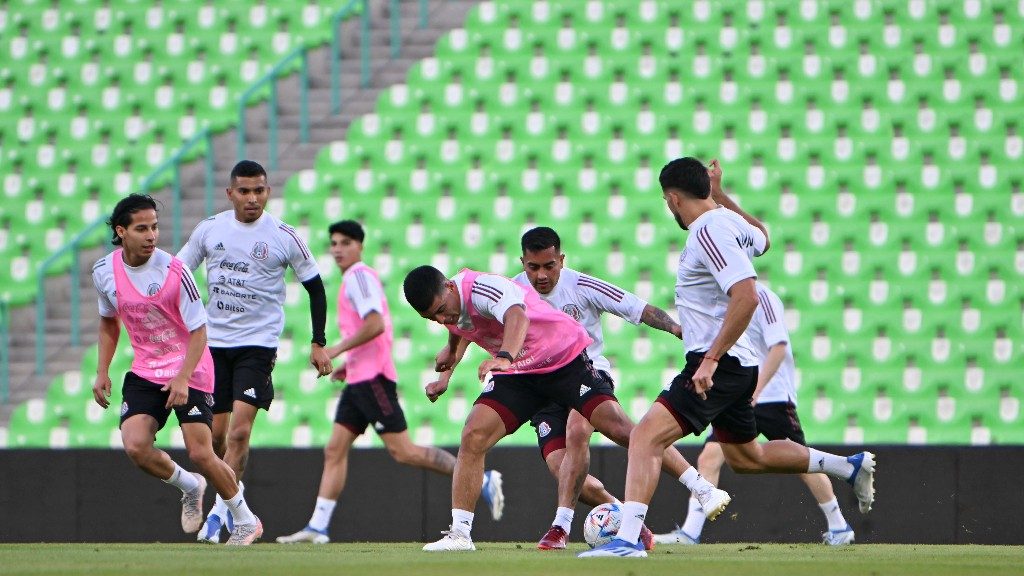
[675, 206, 767, 366]
[92, 248, 207, 331]
[177, 210, 320, 348]
[748, 283, 797, 405]
[513, 267, 645, 374]
[452, 271, 524, 328]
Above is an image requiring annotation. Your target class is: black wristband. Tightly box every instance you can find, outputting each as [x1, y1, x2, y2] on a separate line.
[311, 337, 327, 347]
[496, 350, 515, 362]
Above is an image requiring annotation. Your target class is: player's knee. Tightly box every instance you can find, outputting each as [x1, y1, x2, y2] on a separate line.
[211, 434, 227, 456]
[388, 444, 418, 466]
[697, 448, 724, 470]
[460, 422, 495, 453]
[187, 446, 218, 471]
[724, 452, 763, 474]
[323, 439, 349, 463]
[227, 424, 253, 448]
[123, 441, 152, 467]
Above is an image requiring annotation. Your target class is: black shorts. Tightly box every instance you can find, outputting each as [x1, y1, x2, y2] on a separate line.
[707, 401, 807, 445]
[334, 375, 408, 436]
[655, 351, 758, 444]
[477, 354, 616, 436]
[210, 346, 276, 413]
[119, 372, 214, 431]
[529, 370, 615, 459]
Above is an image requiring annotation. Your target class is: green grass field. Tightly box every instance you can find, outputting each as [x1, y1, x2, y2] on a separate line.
[1, 543, 1022, 576]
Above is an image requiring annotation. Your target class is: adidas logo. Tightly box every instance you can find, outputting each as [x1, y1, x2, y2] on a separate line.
[187, 406, 202, 417]
[579, 384, 591, 397]
[214, 242, 225, 250]
[243, 388, 256, 399]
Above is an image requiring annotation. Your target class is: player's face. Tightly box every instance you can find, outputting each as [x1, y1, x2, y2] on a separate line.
[329, 232, 362, 272]
[662, 188, 689, 230]
[227, 175, 271, 223]
[520, 247, 564, 295]
[419, 281, 461, 325]
[117, 209, 159, 265]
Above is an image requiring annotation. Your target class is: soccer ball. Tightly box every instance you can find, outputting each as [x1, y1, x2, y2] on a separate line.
[583, 502, 622, 548]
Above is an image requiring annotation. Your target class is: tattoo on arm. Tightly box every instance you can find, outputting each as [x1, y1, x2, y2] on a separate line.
[640, 305, 680, 335]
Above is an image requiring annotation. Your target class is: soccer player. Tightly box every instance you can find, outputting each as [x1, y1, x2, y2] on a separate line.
[402, 265, 728, 552]
[655, 282, 855, 546]
[513, 226, 682, 550]
[580, 158, 875, 558]
[178, 160, 333, 543]
[276, 221, 504, 544]
[91, 193, 262, 545]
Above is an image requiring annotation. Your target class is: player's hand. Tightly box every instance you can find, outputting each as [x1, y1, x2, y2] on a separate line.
[425, 379, 449, 403]
[310, 345, 333, 378]
[92, 374, 112, 409]
[330, 363, 347, 382]
[691, 357, 719, 400]
[708, 158, 723, 190]
[477, 357, 511, 381]
[434, 345, 457, 372]
[161, 377, 189, 409]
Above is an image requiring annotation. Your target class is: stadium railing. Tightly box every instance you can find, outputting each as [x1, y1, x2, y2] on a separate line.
[236, 46, 311, 169]
[1, 300, 8, 403]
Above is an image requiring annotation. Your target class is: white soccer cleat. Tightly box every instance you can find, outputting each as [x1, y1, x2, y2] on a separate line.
[822, 525, 855, 546]
[197, 514, 223, 544]
[653, 526, 700, 545]
[276, 526, 330, 544]
[180, 473, 206, 533]
[481, 470, 505, 521]
[423, 528, 476, 552]
[693, 486, 731, 521]
[226, 517, 264, 546]
[847, 451, 876, 513]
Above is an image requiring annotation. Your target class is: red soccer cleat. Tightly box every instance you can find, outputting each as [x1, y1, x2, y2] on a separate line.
[537, 525, 568, 550]
[639, 523, 655, 551]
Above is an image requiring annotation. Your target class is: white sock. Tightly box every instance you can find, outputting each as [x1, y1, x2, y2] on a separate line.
[553, 507, 574, 533]
[682, 497, 707, 538]
[163, 463, 200, 493]
[679, 467, 714, 493]
[617, 501, 647, 545]
[308, 497, 337, 532]
[451, 509, 474, 537]
[224, 491, 256, 525]
[819, 497, 848, 531]
[212, 480, 241, 519]
[807, 448, 855, 480]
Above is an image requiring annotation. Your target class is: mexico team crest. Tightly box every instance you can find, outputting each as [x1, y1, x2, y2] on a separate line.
[250, 241, 269, 260]
[537, 421, 551, 438]
[562, 303, 583, 321]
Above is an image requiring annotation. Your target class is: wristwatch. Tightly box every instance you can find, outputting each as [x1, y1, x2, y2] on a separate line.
[496, 350, 515, 363]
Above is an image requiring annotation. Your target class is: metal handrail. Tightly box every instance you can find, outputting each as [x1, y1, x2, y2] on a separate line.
[35, 127, 215, 375]
[1, 300, 9, 403]
[236, 46, 310, 170]
[330, 0, 371, 114]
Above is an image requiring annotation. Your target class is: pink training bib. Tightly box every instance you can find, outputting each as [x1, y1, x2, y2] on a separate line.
[337, 263, 398, 384]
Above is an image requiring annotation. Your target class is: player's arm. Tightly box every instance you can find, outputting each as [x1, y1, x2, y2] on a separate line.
[692, 278, 759, 399]
[426, 333, 470, 402]
[707, 159, 771, 254]
[326, 312, 383, 360]
[175, 220, 209, 271]
[751, 342, 787, 405]
[476, 304, 528, 381]
[163, 325, 208, 409]
[301, 275, 332, 377]
[640, 304, 682, 339]
[93, 315, 120, 409]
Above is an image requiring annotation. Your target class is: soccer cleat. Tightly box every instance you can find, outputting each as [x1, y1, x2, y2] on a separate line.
[481, 470, 505, 521]
[653, 526, 700, 545]
[423, 528, 476, 552]
[276, 526, 330, 544]
[180, 473, 206, 533]
[537, 525, 567, 550]
[197, 514, 223, 544]
[226, 517, 263, 546]
[846, 451, 876, 513]
[639, 524, 656, 550]
[822, 525, 855, 546]
[577, 537, 647, 558]
[693, 486, 731, 521]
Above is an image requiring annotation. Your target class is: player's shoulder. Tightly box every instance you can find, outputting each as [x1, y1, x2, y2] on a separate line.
[574, 271, 625, 299]
[91, 252, 114, 275]
[755, 284, 784, 320]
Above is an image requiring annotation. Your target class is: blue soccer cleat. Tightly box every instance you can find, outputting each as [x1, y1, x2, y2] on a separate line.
[481, 470, 505, 521]
[578, 537, 647, 558]
[846, 451, 876, 513]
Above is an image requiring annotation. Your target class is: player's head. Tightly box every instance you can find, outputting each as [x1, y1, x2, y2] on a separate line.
[107, 193, 159, 258]
[227, 159, 270, 224]
[520, 226, 565, 295]
[404, 265, 460, 325]
[328, 220, 364, 272]
[659, 157, 711, 230]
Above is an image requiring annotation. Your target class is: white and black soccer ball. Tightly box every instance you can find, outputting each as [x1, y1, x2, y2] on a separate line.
[583, 502, 622, 548]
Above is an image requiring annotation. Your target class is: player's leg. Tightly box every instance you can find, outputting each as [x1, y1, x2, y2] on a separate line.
[199, 348, 237, 542]
[654, 439, 726, 545]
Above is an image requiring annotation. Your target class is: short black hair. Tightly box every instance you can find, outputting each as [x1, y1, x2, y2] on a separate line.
[230, 159, 267, 182]
[328, 220, 365, 243]
[403, 265, 448, 313]
[521, 226, 561, 253]
[107, 193, 158, 245]
[659, 157, 711, 199]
